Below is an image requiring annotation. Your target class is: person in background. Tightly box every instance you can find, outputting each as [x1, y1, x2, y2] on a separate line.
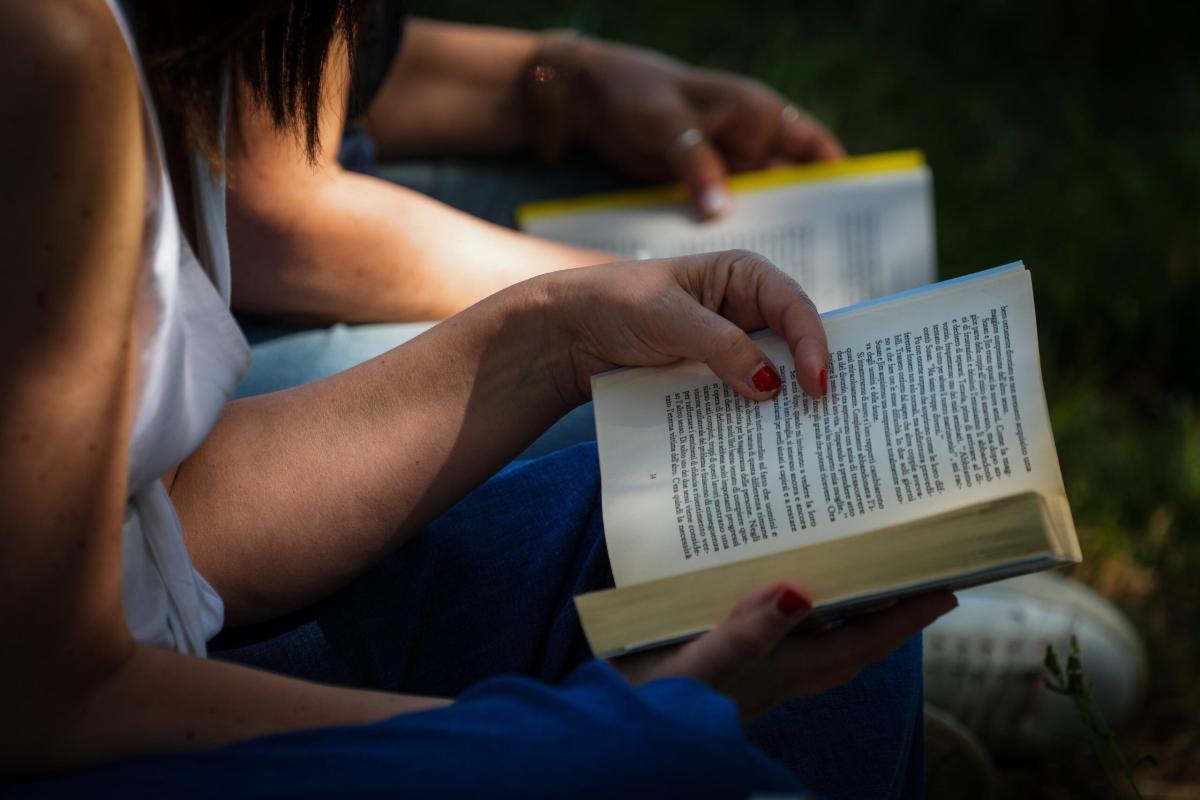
[227, 4, 845, 413]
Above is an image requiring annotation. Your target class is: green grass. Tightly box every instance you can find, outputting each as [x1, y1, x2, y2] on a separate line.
[414, 0, 1200, 792]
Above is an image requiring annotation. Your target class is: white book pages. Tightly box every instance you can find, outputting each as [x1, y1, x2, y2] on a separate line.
[592, 264, 1076, 586]
[521, 156, 935, 312]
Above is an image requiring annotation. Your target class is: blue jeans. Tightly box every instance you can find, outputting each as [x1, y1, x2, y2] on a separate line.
[15, 444, 922, 799]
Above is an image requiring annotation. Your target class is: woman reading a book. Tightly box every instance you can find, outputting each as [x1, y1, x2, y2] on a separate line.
[1, 2, 954, 798]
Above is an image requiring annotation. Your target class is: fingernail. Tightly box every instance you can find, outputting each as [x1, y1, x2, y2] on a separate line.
[699, 186, 730, 218]
[750, 363, 782, 393]
[819, 369, 828, 395]
[775, 588, 811, 618]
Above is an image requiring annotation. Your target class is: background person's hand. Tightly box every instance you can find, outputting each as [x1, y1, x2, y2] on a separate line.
[552, 35, 845, 219]
[543, 249, 829, 407]
[610, 582, 957, 720]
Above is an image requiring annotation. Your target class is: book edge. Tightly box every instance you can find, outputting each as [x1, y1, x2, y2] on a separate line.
[517, 149, 927, 226]
[577, 490, 1078, 657]
[587, 553, 1076, 658]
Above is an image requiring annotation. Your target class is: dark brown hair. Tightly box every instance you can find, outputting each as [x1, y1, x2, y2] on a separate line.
[126, 1, 373, 165]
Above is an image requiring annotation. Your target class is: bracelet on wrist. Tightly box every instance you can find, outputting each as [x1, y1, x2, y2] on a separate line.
[522, 29, 584, 162]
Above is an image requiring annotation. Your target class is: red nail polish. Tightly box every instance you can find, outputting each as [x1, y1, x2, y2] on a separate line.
[819, 369, 828, 394]
[775, 588, 811, 617]
[751, 364, 782, 393]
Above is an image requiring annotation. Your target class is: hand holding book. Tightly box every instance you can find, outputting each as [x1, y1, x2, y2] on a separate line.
[609, 580, 957, 721]
[578, 262, 1080, 657]
[531, 33, 843, 219]
[544, 249, 829, 406]
[527, 248, 969, 710]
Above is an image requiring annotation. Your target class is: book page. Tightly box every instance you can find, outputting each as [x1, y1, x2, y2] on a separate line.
[593, 265, 1074, 586]
[523, 167, 935, 311]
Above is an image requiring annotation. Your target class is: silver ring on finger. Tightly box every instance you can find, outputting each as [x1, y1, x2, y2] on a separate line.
[780, 104, 803, 127]
[665, 127, 705, 165]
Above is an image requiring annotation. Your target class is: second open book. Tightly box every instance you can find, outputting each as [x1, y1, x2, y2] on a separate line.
[577, 262, 1080, 657]
[519, 149, 935, 313]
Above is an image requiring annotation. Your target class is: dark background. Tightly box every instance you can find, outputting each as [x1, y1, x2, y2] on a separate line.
[412, 1, 1200, 795]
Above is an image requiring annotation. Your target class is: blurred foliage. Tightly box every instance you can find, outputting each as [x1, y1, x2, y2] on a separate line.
[415, 0, 1200, 791]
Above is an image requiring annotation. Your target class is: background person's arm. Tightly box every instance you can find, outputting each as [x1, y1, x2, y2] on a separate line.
[227, 19, 847, 326]
[362, 18, 845, 217]
[226, 35, 608, 325]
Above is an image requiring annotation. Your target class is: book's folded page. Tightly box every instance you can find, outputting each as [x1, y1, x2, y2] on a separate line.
[519, 150, 935, 312]
[580, 262, 1079, 656]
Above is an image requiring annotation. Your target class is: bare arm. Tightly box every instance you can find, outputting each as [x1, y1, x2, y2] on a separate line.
[226, 33, 607, 324]
[173, 281, 574, 625]
[226, 17, 845, 324]
[357, 18, 844, 218]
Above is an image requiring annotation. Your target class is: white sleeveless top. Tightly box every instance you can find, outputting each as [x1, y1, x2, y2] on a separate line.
[109, 1, 250, 655]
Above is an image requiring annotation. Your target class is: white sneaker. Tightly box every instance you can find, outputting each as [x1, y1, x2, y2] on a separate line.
[922, 571, 1146, 754]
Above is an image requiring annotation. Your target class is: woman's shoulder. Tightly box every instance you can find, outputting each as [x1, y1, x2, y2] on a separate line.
[0, 1, 138, 123]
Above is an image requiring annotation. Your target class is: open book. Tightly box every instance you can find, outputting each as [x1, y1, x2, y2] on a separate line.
[519, 150, 935, 312]
[576, 262, 1080, 657]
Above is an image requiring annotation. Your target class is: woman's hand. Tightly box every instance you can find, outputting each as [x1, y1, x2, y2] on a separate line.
[542, 249, 830, 408]
[611, 582, 957, 721]
[547, 35, 845, 219]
